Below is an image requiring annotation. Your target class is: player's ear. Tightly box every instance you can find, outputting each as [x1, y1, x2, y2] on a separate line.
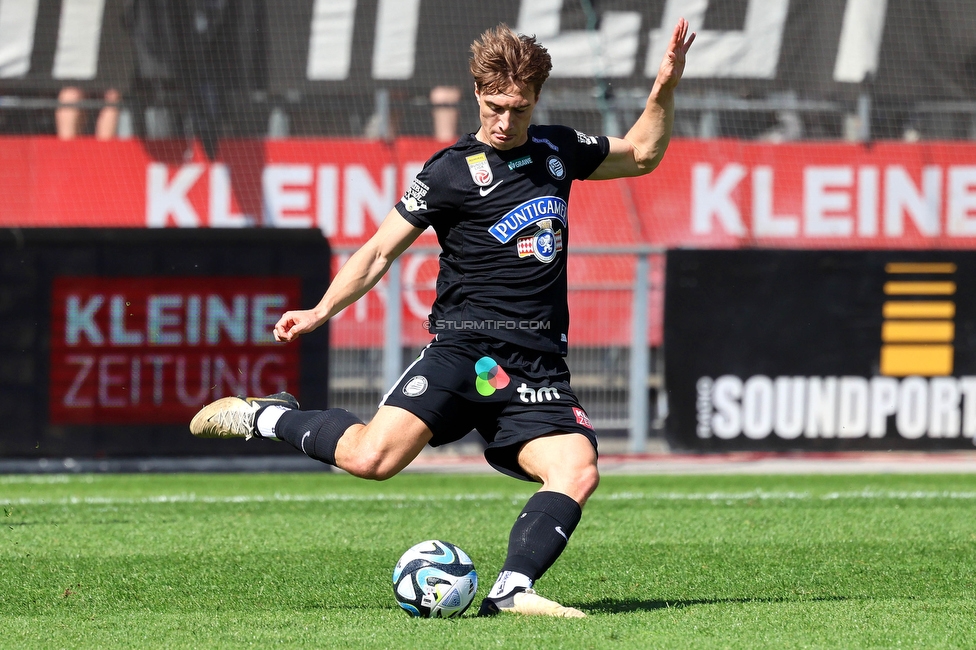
[473, 83, 481, 102]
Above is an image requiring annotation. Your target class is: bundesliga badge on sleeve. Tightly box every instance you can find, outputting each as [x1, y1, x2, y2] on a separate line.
[465, 153, 493, 186]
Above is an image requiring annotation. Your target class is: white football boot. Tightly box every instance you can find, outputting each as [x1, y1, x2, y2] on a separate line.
[478, 588, 586, 618]
[189, 393, 299, 440]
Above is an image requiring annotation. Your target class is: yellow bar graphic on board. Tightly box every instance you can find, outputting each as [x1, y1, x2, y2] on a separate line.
[880, 345, 954, 376]
[881, 321, 954, 343]
[882, 301, 955, 319]
[880, 262, 956, 377]
[883, 281, 956, 295]
[884, 263, 957, 274]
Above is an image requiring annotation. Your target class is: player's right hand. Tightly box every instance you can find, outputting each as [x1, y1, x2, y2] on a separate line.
[274, 309, 324, 342]
[656, 17, 695, 91]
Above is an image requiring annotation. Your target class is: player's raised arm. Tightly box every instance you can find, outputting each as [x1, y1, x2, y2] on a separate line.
[588, 18, 695, 181]
[273, 209, 424, 342]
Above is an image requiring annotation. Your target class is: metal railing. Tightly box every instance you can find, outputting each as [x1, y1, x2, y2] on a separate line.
[329, 246, 665, 453]
[8, 91, 976, 142]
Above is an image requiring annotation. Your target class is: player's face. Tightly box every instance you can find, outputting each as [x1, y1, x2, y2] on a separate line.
[474, 83, 538, 150]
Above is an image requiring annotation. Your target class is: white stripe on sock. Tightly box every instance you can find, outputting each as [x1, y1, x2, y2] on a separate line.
[488, 571, 533, 599]
[256, 405, 289, 439]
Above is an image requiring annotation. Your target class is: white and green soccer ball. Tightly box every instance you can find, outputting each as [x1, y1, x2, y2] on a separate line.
[392, 540, 478, 618]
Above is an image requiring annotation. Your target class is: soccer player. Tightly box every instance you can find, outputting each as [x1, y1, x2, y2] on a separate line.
[191, 18, 694, 617]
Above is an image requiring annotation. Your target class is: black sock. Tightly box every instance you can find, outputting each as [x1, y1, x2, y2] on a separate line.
[499, 491, 583, 582]
[273, 408, 363, 466]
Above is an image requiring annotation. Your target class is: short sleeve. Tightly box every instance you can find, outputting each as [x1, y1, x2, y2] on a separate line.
[568, 128, 610, 180]
[395, 151, 466, 229]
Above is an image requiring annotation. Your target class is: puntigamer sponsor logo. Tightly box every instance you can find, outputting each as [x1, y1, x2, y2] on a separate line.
[489, 196, 567, 243]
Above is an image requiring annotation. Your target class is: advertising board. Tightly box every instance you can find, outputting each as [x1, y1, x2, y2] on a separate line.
[664, 249, 976, 451]
[0, 228, 329, 457]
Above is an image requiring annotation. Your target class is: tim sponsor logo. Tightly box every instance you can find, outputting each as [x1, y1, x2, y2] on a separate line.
[517, 383, 561, 404]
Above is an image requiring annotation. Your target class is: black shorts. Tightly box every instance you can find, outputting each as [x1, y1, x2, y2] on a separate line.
[381, 333, 598, 481]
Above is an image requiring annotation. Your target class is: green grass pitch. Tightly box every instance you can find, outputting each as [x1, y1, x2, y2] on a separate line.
[2, 471, 976, 648]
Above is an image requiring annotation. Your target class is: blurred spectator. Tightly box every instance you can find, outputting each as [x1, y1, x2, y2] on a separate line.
[123, 0, 267, 158]
[430, 85, 462, 142]
[56, 87, 121, 140]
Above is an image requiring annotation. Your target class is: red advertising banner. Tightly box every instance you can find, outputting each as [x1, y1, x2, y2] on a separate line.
[6, 137, 976, 249]
[9, 136, 976, 348]
[49, 276, 302, 424]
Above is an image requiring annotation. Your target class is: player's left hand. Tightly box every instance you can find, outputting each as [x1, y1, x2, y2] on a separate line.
[656, 17, 695, 90]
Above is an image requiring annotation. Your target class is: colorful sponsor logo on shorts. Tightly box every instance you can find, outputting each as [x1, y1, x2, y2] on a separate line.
[475, 356, 510, 396]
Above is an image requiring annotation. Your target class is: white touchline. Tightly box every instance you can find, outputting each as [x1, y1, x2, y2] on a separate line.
[6, 489, 976, 507]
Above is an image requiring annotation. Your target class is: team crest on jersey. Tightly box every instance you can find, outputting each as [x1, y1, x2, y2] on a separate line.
[465, 153, 493, 186]
[546, 156, 566, 180]
[517, 219, 563, 263]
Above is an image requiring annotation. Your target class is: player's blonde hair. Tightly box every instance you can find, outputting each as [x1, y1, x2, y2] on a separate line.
[469, 24, 552, 96]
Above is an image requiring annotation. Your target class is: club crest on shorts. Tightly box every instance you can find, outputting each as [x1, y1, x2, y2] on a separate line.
[465, 153, 493, 186]
[402, 375, 429, 397]
[517, 219, 562, 263]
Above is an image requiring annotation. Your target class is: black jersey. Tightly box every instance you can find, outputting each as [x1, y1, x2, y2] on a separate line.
[395, 124, 610, 355]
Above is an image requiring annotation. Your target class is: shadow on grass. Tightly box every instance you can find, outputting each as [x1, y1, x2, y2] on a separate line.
[581, 595, 855, 614]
